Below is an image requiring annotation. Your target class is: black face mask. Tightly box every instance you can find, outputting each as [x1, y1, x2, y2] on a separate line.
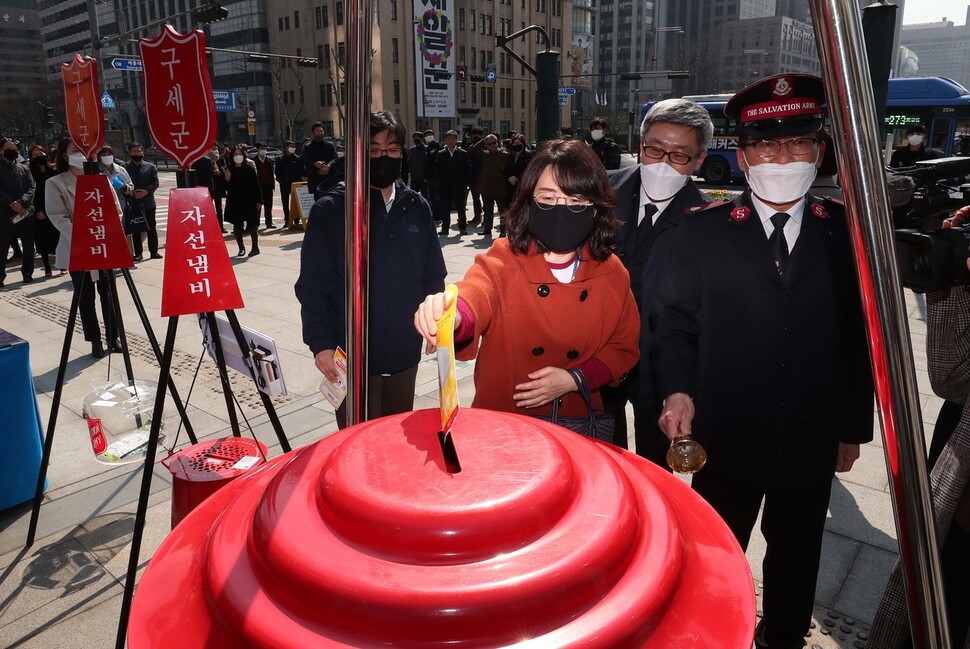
[130, 155, 144, 163]
[527, 204, 596, 253]
[370, 156, 402, 189]
[3, 149, 19, 161]
[512, 144, 524, 152]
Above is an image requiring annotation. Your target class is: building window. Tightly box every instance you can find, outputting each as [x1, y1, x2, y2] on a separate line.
[336, 1, 344, 26]
[284, 16, 290, 29]
[460, 83, 466, 102]
[278, 17, 284, 30]
[521, 88, 526, 108]
[390, 0, 397, 20]
[460, 46, 466, 65]
[459, 8, 465, 30]
[322, 5, 329, 27]
[337, 42, 345, 65]
[315, 6, 322, 29]
[480, 49, 486, 70]
[471, 47, 477, 70]
[392, 38, 399, 63]
[324, 121, 335, 135]
[535, 0, 545, 12]
[470, 10, 475, 30]
[317, 44, 324, 63]
[294, 10, 300, 28]
[393, 80, 400, 104]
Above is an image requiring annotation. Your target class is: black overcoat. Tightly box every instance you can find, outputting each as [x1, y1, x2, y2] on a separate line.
[652, 190, 874, 488]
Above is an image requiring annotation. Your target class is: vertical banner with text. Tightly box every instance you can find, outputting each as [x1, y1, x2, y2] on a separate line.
[61, 55, 105, 160]
[161, 188, 244, 317]
[69, 175, 133, 271]
[413, 0, 455, 118]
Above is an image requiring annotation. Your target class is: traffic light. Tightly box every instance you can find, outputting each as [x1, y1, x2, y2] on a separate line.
[44, 106, 55, 127]
[193, 2, 228, 24]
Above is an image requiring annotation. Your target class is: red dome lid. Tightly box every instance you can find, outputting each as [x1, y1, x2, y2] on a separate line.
[130, 409, 754, 648]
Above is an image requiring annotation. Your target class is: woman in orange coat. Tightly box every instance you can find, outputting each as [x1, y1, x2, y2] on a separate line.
[415, 138, 640, 421]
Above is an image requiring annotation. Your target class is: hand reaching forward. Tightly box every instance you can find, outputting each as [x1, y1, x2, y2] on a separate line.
[414, 292, 462, 353]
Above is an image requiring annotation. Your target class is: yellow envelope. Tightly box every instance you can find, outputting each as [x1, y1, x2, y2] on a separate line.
[436, 284, 460, 433]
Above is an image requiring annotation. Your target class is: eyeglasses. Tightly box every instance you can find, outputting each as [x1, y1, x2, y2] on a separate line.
[533, 192, 593, 213]
[743, 137, 818, 159]
[641, 145, 696, 166]
[369, 146, 404, 158]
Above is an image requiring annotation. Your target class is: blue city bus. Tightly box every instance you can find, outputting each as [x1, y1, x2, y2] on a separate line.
[638, 77, 970, 184]
[884, 76, 970, 156]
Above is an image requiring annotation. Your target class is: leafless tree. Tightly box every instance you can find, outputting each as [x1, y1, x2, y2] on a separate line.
[271, 58, 307, 142]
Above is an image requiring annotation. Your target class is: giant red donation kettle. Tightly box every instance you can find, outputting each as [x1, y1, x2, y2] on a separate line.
[129, 409, 755, 647]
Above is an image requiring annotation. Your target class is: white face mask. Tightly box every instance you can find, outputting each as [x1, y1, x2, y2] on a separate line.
[743, 153, 819, 205]
[424, 135, 434, 144]
[68, 152, 87, 169]
[907, 134, 924, 147]
[257, 150, 266, 158]
[287, 147, 296, 154]
[590, 129, 604, 141]
[640, 161, 690, 201]
[100, 155, 114, 166]
[233, 155, 245, 164]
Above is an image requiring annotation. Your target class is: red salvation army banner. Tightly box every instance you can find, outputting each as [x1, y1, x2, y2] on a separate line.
[69, 174, 134, 271]
[61, 55, 105, 161]
[139, 25, 216, 169]
[161, 188, 244, 317]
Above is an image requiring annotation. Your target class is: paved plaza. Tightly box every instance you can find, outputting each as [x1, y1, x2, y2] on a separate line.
[0, 171, 943, 648]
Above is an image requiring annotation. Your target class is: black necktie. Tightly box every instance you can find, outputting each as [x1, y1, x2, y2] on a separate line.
[769, 212, 790, 276]
[639, 204, 658, 234]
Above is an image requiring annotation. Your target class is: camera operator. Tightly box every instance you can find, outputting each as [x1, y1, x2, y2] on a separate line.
[869, 209, 970, 648]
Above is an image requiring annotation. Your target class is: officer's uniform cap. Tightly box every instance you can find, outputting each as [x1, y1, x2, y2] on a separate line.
[725, 74, 825, 139]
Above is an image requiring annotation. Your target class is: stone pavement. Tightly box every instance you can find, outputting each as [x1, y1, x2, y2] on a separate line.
[0, 173, 941, 648]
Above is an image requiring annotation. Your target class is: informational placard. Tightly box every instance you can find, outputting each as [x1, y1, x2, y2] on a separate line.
[69, 174, 133, 271]
[61, 55, 105, 160]
[436, 284, 460, 434]
[289, 182, 315, 228]
[140, 25, 216, 169]
[197, 313, 287, 397]
[161, 187, 244, 317]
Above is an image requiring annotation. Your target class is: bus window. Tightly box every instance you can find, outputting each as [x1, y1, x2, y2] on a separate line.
[954, 119, 970, 155]
[930, 119, 952, 154]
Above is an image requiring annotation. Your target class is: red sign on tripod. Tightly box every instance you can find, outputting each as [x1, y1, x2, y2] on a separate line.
[60, 55, 105, 161]
[140, 25, 217, 169]
[69, 174, 134, 271]
[161, 188, 244, 317]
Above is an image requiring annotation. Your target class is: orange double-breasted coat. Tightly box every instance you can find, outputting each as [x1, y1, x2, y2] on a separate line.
[456, 239, 640, 418]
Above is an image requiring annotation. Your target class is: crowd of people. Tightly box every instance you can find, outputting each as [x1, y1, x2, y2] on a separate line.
[3, 71, 965, 647]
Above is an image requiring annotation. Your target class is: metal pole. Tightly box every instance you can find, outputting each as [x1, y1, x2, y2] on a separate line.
[344, 0, 373, 426]
[808, 1, 950, 646]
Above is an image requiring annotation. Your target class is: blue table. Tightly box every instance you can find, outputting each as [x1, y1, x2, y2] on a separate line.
[0, 329, 46, 511]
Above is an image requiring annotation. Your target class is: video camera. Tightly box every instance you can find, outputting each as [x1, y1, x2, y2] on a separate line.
[892, 156, 970, 292]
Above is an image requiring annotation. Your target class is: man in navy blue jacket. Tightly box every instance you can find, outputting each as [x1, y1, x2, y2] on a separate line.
[296, 111, 447, 427]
